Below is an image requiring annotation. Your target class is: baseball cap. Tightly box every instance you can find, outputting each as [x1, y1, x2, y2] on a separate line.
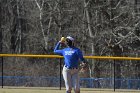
[66, 36, 74, 41]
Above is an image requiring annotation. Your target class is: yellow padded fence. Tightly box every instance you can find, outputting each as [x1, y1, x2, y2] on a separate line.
[0, 54, 140, 60]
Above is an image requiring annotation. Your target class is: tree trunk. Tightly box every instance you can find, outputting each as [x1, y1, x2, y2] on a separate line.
[10, 0, 22, 53]
[35, 0, 49, 50]
[16, 0, 22, 53]
[84, 0, 96, 77]
[0, 1, 2, 53]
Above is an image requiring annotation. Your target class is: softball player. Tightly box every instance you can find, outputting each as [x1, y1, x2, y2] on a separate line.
[54, 36, 86, 93]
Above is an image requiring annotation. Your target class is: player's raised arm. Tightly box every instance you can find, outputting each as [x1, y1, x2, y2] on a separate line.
[54, 37, 65, 55]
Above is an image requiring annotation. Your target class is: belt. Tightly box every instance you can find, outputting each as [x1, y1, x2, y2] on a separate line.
[65, 65, 78, 69]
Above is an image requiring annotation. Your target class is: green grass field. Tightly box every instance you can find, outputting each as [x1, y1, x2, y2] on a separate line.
[0, 87, 140, 93]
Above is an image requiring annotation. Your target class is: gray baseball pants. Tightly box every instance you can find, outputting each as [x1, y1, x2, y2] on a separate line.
[62, 66, 80, 93]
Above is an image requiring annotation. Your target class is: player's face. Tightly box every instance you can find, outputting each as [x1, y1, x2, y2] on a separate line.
[66, 39, 73, 47]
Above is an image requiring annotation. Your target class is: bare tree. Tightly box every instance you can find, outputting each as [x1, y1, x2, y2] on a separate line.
[34, 0, 48, 50]
[83, 0, 96, 77]
[0, 1, 2, 54]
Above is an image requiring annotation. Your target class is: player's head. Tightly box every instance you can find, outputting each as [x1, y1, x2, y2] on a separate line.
[66, 36, 74, 47]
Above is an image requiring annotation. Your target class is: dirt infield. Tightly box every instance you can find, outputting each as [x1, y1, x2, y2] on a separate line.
[0, 87, 140, 93]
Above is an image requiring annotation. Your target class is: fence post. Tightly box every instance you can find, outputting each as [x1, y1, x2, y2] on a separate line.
[1, 57, 3, 88]
[59, 58, 62, 90]
[114, 60, 116, 92]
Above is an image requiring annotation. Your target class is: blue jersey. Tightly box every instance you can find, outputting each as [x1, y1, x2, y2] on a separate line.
[54, 42, 84, 68]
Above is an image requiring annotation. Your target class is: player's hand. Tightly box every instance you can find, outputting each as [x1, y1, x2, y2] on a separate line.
[60, 37, 65, 43]
[80, 62, 87, 67]
[80, 62, 89, 72]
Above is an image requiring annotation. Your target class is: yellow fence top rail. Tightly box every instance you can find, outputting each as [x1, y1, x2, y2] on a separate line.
[0, 54, 140, 60]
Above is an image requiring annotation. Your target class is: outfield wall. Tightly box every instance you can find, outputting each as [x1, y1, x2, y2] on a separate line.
[0, 76, 140, 89]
